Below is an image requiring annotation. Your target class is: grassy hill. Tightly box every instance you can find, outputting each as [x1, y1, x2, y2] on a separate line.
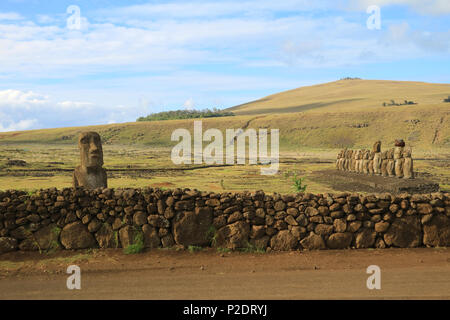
[227, 79, 450, 115]
[0, 79, 449, 154]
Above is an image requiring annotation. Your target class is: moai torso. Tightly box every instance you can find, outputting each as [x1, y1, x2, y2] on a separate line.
[402, 148, 414, 179]
[368, 151, 374, 175]
[387, 148, 395, 177]
[73, 132, 108, 189]
[380, 151, 388, 177]
[372, 141, 382, 175]
[362, 150, 370, 174]
[352, 150, 358, 172]
[394, 146, 404, 178]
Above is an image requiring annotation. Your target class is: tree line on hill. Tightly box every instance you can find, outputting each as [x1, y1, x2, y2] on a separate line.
[136, 108, 235, 121]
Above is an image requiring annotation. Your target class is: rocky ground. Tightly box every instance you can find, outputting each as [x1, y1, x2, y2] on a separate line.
[0, 248, 449, 299]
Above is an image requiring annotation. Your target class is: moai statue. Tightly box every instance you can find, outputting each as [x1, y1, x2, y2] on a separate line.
[352, 149, 358, 172]
[402, 148, 414, 179]
[336, 150, 341, 170]
[362, 150, 370, 174]
[380, 151, 388, 177]
[372, 141, 382, 175]
[337, 149, 344, 170]
[386, 148, 395, 177]
[73, 132, 107, 189]
[342, 149, 348, 171]
[347, 150, 354, 171]
[357, 149, 364, 173]
[394, 143, 404, 178]
[368, 151, 375, 175]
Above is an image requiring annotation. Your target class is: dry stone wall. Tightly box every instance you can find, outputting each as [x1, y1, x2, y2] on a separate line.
[0, 188, 449, 254]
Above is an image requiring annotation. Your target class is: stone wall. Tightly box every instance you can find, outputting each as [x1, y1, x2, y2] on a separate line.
[1, 188, 449, 254]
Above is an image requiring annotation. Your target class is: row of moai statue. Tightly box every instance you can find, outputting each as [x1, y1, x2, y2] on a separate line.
[336, 140, 414, 179]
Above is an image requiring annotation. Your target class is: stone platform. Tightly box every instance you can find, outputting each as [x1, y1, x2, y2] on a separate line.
[313, 169, 440, 194]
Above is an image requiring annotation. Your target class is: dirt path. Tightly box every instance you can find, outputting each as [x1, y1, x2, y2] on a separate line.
[0, 248, 449, 299]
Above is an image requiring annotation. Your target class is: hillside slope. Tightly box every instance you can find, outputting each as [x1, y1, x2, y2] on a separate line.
[227, 79, 450, 115]
[0, 80, 449, 153]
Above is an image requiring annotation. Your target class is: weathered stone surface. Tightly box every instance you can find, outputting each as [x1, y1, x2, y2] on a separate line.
[95, 223, 118, 248]
[118, 225, 140, 248]
[249, 236, 270, 250]
[300, 232, 326, 250]
[61, 221, 96, 249]
[270, 230, 298, 251]
[315, 224, 334, 236]
[356, 228, 376, 248]
[88, 218, 102, 233]
[327, 233, 353, 249]
[423, 215, 450, 247]
[133, 211, 148, 226]
[417, 203, 433, 215]
[333, 219, 347, 233]
[29, 223, 60, 251]
[384, 216, 422, 248]
[250, 225, 266, 239]
[142, 224, 160, 248]
[0, 237, 17, 253]
[172, 207, 213, 246]
[215, 221, 250, 249]
[374, 221, 390, 233]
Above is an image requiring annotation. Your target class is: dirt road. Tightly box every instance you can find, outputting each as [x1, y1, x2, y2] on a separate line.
[1, 248, 449, 299]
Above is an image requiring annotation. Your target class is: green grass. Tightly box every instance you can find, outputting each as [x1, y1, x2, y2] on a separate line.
[237, 242, 266, 254]
[123, 231, 145, 254]
[187, 245, 203, 253]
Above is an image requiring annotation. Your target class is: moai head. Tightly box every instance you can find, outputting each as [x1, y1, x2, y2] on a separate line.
[403, 147, 412, 158]
[364, 150, 370, 159]
[372, 141, 381, 153]
[388, 148, 394, 159]
[369, 151, 375, 160]
[381, 151, 387, 160]
[348, 150, 353, 158]
[78, 132, 104, 168]
[395, 139, 405, 147]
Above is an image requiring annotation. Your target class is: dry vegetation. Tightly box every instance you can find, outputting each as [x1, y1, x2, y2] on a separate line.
[0, 80, 448, 193]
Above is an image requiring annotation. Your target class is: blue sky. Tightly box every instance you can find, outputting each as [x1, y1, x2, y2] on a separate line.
[0, 0, 449, 131]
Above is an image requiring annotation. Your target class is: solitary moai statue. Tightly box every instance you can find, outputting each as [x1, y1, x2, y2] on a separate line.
[386, 148, 395, 177]
[73, 132, 107, 189]
[394, 141, 404, 178]
[372, 141, 382, 175]
[380, 151, 388, 177]
[402, 148, 414, 179]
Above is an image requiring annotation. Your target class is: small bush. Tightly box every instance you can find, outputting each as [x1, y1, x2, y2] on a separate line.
[124, 231, 144, 254]
[292, 173, 307, 192]
[444, 96, 450, 103]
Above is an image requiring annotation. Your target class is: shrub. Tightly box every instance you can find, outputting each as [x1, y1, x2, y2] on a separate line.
[137, 108, 234, 121]
[124, 231, 144, 254]
[292, 173, 307, 192]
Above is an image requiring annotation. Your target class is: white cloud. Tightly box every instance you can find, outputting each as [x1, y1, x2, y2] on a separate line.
[349, 0, 450, 15]
[0, 12, 23, 21]
[0, 119, 38, 132]
[183, 98, 195, 110]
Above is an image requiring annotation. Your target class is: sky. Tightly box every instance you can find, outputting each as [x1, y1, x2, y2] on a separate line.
[0, 0, 449, 131]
